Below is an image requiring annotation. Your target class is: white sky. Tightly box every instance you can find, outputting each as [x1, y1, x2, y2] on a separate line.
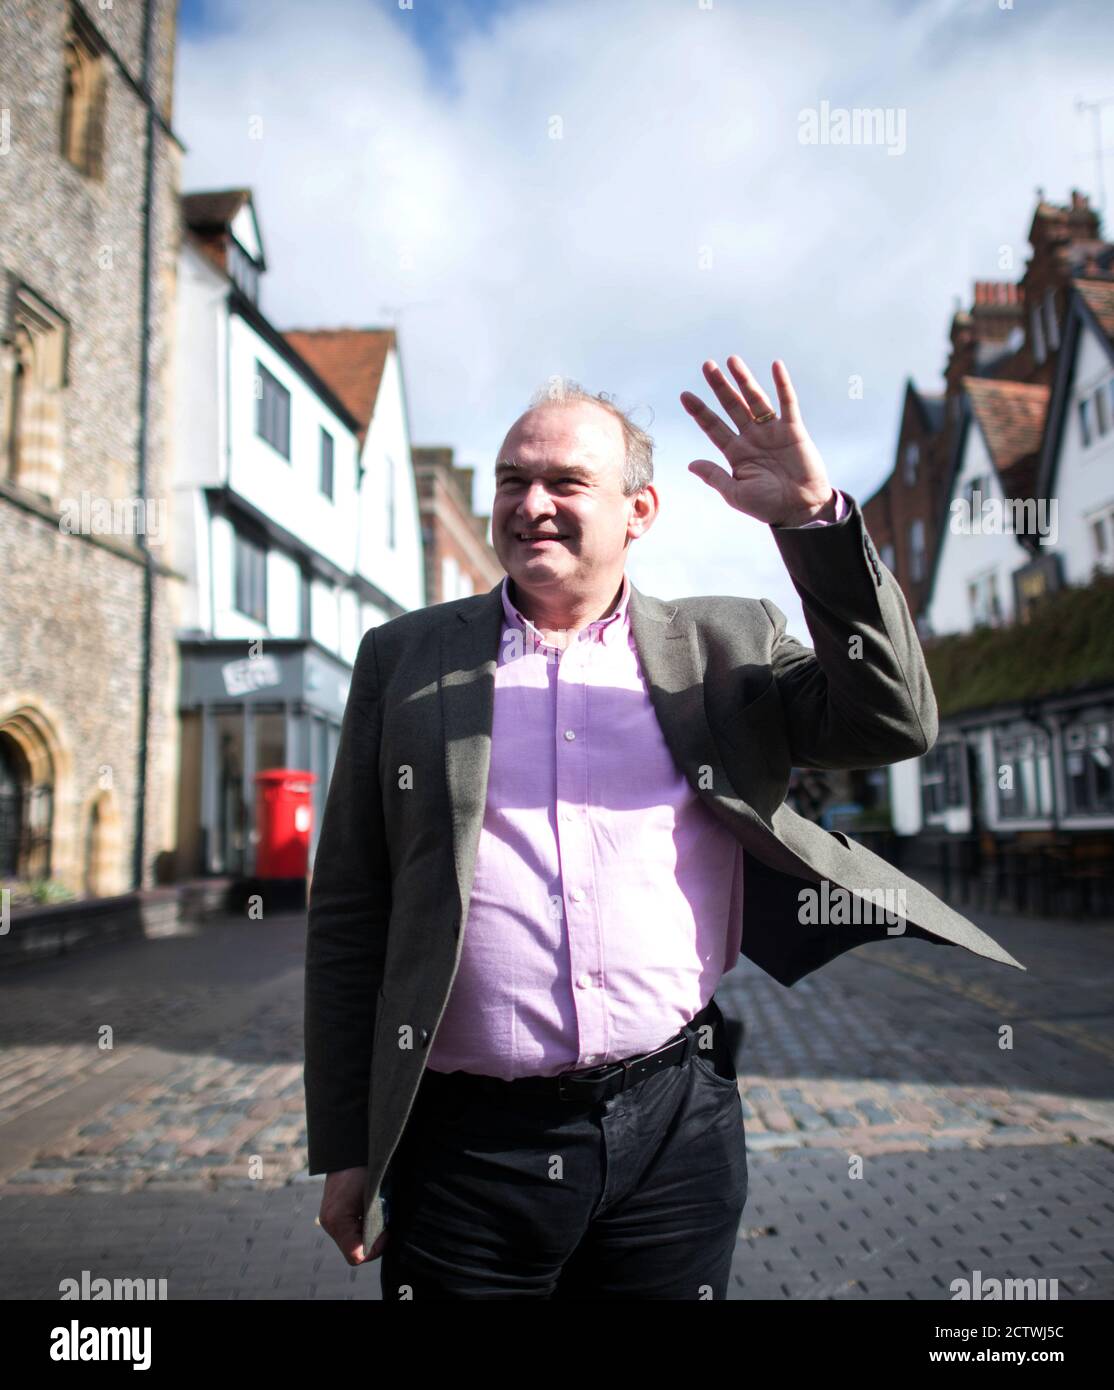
[176, 0, 1114, 638]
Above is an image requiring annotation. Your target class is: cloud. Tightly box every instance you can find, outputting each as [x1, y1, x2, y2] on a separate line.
[176, 0, 1113, 637]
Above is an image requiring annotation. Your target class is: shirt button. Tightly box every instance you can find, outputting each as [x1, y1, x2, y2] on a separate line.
[576, 972, 592, 989]
[570, 888, 585, 902]
[583, 1055, 597, 1064]
[563, 729, 576, 741]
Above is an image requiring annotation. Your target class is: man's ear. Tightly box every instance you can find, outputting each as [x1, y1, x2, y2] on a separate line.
[628, 486, 658, 538]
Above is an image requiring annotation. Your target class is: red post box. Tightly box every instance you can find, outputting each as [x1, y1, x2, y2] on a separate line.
[254, 769, 317, 879]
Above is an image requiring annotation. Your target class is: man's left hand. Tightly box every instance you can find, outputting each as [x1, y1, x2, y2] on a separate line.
[681, 357, 835, 527]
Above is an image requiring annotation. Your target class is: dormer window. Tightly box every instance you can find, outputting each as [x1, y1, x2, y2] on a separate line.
[903, 440, 920, 485]
[227, 239, 260, 304]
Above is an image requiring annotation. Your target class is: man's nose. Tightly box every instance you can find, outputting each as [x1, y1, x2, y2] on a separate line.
[516, 481, 557, 517]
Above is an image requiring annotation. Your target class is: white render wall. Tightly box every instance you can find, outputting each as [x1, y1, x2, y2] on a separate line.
[226, 314, 360, 578]
[176, 249, 426, 653]
[173, 242, 227, 491]
[173, 242, 227, 631]
[1056, 324, 1114, 587]
[356, 347, 426, 613]
[267, 548, 301, 638]
[925, 425, 1030, 637]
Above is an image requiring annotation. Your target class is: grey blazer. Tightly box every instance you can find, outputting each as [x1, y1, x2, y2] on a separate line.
[303, 492, 1023, 1250]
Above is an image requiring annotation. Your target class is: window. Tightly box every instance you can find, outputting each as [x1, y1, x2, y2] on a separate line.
[1043, 288, 1059, 351]
[921, 741, 966, 818]
[1062, 711, 1114, 816]
[233, 530, 267, 623]
[903, 441, 919, 485]
[1079, 395, 1094, 448]
[0, 284, 68, 499]
[908, 518, 926, 582]
[964, 474, 989, 512]
[994, 727, 1053, 820]
[1030, 305, 1046, 364]
[1094, 379, 1111, 437]
[319, 427, 334, 499]
[967, 570, 1002, 628]
[254, 361, 290, 458]
[60, 6, 107, 178]
[880, 542, 896, 573]
[1089, 504, 1114, 574]
[386, 452, 396, 547]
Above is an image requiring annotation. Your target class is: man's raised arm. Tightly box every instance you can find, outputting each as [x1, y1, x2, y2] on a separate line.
[681, 353, 938, 771]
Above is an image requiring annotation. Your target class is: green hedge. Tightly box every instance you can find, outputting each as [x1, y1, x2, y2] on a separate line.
[923, 572, 1114, 718]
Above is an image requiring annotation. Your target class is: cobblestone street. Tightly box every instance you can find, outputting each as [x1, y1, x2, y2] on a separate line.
[0, 906, 1111, 1299]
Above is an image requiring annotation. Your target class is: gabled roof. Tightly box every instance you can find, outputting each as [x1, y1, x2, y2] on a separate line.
[282, 328, 397, 447]
[861, 379, 944, 511]
[911, 382, 945, 434]
[961, 378, 1049, 502]
[182, 188, 252, 227]
[182, 187, 267, 269]
[920, 380, 1050, 620]
[1035, 278, 1114, 500]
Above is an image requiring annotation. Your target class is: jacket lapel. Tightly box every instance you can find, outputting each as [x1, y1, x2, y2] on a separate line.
[439, 583, 504, 929]
[626, 583, 727, 799]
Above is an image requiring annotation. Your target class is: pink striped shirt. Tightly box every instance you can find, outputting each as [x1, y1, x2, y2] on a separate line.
[427, 492, 846, 1078]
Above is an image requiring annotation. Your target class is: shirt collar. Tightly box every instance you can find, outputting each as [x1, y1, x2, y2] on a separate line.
[501, 573, 631, 649]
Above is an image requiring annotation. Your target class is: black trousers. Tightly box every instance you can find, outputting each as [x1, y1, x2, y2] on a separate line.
[379, 999, 748, 1300]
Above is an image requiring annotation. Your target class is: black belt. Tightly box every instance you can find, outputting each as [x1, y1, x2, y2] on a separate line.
[422, 997, 721, 1107]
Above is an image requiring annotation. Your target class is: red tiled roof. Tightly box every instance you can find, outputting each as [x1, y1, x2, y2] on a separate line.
[961, 377, 1049, 500]
[1073, 279, 1114, 344]
[282, 329, 397, 446]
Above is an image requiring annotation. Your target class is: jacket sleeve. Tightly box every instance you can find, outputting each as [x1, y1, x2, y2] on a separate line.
[303, 625, 392, 1175]
[765, 492, 939, 770]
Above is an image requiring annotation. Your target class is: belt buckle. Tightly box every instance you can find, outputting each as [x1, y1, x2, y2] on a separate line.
[618, 1053, 642, 1093]
[557, 1062, 620, 1102]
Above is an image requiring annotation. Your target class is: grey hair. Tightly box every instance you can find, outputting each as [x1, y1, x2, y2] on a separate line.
[524, 377, 654, 496]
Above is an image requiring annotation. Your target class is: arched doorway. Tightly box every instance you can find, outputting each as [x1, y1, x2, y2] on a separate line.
[0, 703, 65, 886]
[0, 734, 27, 878]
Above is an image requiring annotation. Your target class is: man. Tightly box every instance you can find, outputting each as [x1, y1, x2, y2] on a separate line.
[304, 356, 1022, 1300]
